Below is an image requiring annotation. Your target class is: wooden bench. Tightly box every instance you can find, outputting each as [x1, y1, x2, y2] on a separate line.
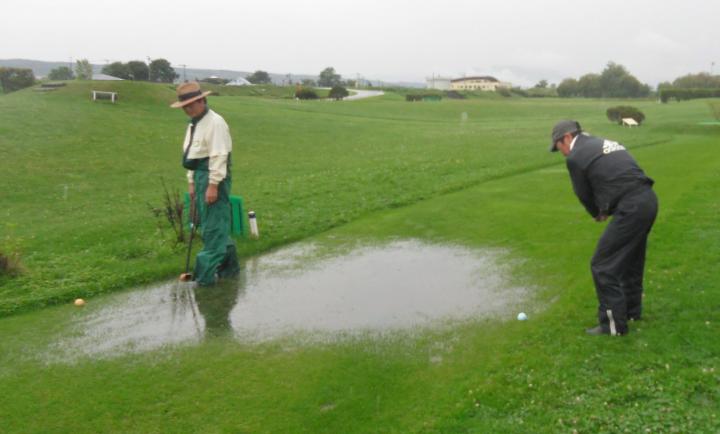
[92, 90, 118, 103]
[622, 118, 638, 127]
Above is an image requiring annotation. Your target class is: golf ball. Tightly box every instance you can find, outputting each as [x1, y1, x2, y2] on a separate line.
[74, 298, 86, 307]
[517, 312, 528, 321]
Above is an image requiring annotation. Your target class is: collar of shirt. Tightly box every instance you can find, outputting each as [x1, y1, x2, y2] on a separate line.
[569, 134, 580, 151]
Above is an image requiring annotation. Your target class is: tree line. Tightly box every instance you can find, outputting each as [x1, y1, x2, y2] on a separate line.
[243, 67, 366, 88]
[557, 62, 651, 98]
[43, 58, 178, 83]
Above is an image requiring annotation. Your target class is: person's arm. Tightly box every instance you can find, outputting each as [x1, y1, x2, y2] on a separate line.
[205, 155, 227, 204]
[205, 118, 232, 204]
[567, 158, 600, 218]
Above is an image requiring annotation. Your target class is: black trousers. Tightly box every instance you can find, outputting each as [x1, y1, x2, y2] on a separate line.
[591, 187, 658, 335]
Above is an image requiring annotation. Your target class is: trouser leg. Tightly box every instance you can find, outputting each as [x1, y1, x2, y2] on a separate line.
[591, 188, 657, 335]
[623, 189, 658, 320]
[217, 242, 240, 278]
[194, 199, 232, 285]
[622, 232, 648, 320]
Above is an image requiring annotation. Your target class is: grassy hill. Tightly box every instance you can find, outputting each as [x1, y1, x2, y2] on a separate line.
[0, 81, 718, 432]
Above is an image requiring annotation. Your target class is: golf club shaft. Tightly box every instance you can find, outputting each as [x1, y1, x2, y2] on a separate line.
[183, 200, 198, 274]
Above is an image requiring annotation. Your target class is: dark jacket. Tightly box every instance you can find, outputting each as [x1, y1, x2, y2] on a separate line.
[566, 133, 653, 217]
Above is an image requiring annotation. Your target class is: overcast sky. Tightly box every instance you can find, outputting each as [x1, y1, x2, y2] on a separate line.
[3, 0, 718, 86]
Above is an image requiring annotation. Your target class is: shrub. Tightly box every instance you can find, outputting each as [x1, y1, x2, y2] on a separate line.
[0, 250, 23, 277]
[709, 102, 720, 121]
[148, 178, 189, 245]
[328, 85, 349, 100]
[606, 106, 646, 125]
[495, 87, 512, 97]
[509, 87, 528, 97]
[295, 88, 318, 100]
[444, 90, 465, 99]
[201, 77, 229, 85]
[0, 67, 35, 93]
[48, 66, 74, 80]
[0, 236, 24, 277]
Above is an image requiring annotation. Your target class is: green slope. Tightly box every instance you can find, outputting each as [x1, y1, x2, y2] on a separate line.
[0, 106, 717, 432]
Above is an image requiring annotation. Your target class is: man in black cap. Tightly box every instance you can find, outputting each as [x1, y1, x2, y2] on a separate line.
[550, 120, 658, 336]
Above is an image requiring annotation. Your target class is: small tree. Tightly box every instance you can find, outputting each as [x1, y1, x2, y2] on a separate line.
[48, 66, 74, 80]
[328, 85, 349, 100]
[246, 70, 271, 84]
[534, 79, 548, 89]
[0, 68, 35, 92]
[149, 58, 178, 83]
[101, 62, 130, 79]
[557, 78, 579, 97]
[301, 78, 317, 86]
[318, 67, 341, 87]
[295, 87, 318, 100]
[708, 102, 720, 121]
[74, 59, 93, 80]
[126, 61, 149, 80]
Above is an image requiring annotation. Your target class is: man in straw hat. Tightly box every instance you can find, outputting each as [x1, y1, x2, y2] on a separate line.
[550, 120, 658, 336]
[172, 81, 240, 285]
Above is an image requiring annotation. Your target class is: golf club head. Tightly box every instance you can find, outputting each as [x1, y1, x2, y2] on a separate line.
[179, 272, 193, 282]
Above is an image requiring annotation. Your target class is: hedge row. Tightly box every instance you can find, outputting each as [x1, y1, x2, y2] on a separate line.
[659, 88, 720, 103]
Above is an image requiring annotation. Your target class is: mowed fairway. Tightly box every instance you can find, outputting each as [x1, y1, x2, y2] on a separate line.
[0, 82, 718, 432]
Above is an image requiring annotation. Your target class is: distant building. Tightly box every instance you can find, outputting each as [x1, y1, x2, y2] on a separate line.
[92, 73, 123, 81]
[426, 76, 452, 90]
[227, 77, 252, 86]
[450, 76, 510, 91]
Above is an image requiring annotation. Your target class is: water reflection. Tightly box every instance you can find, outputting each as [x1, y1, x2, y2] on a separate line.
[54, 240, 530, 359]
[193, 270, 246, 338]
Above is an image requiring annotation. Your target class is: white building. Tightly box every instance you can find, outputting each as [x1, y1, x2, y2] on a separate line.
[450, 76, 511, 91]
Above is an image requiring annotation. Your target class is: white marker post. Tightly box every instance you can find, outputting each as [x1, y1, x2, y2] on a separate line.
[248, 211, 259, 239]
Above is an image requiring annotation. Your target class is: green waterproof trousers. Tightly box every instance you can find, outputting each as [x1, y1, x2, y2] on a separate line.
[192, 158, 240, 285]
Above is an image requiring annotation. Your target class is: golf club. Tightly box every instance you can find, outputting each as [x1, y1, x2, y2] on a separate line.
[179, 197, 198, 282]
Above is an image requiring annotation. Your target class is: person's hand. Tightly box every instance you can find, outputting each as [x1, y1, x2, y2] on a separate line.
[205, 183, 218, 204]
[188, 183, 195, 202]
[594, 214, 608, 222]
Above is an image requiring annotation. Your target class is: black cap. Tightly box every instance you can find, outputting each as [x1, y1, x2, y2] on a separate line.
[550, 120, 582, 152]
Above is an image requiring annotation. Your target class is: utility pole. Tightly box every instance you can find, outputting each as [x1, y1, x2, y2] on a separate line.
[178, 64, 187, 82]
[712, 62, 716, 76]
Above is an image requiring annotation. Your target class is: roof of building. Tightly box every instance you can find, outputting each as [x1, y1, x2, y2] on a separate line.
[92, 73, 124, 81]
[451, 76, 499, 83]
[226, 77, 252, 86]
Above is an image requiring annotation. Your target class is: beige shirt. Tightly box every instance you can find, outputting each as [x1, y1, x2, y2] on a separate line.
[183, 109, 232, 185]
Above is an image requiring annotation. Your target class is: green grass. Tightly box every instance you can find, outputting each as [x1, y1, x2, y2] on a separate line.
[2, 80, 684, 316]
[0, 82, 718, 432]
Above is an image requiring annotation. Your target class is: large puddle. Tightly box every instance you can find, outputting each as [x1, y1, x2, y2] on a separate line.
[54, 240, 529, 358]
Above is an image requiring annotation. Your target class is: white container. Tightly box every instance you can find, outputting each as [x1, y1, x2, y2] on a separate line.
[248, 210, 259, 238]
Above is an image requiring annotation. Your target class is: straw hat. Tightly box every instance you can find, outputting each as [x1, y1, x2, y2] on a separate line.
[170, 81, 212, 108]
